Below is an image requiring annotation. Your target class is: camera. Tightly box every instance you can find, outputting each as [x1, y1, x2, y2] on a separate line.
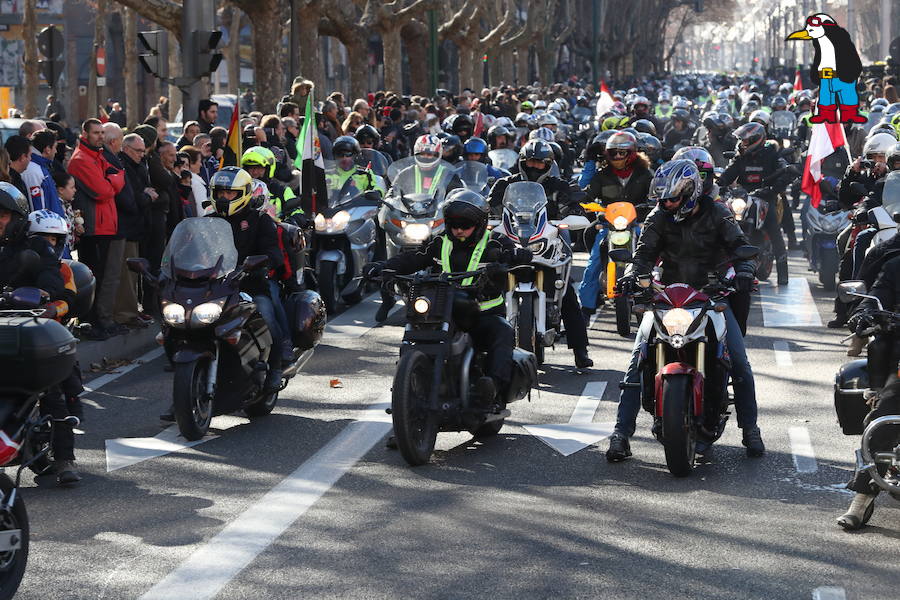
[860, 159, 874, 170]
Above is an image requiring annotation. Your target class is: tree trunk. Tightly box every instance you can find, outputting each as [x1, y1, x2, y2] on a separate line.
[345, 39, 368, 104]
[471, 48, 483, 92]
[23, 0, 38, 118]
[166, 32, 180, 120]
[514, 45, 528, 85]
[226, 7, 242, 94]
[402, 21, 429, 96]
[458, 44, 475, 93]
[298, 5, 322, 89]
[246, 4, 283, 113]
[123, 7, 139, 129]
[86, 0, 108, 121]
[499, 47, 514, 86]
[381, 26, 403, 94]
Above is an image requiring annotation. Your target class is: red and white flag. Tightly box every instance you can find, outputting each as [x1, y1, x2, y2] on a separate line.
[595, 79, 614, 116]
[801, 122, 849, 208]
[793, 68, 803, 91]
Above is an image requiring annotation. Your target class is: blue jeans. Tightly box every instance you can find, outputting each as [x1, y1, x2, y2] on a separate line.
[615, 304, 757, 437]
[578, 227, 608, 311]
[818, 78, 858, 107]
[253, 280, 291, 365]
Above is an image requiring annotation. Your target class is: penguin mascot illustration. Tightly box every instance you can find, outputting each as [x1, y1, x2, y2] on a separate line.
[786, 13, 864, 124]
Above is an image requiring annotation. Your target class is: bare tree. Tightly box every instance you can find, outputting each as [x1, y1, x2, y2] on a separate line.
[86, 0, 108, 120]
[220, 4, 243, 94]
[363, 0, 438, 94]
[122, 6, 140, 127]
[23, 0, 39, 117]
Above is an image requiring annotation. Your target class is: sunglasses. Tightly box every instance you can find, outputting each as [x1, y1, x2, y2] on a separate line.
[609, 149, 629, 158]
[447, 221, 475, 230]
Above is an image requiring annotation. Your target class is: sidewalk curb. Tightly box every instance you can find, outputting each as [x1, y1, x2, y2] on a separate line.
[76, 325, 161, 368]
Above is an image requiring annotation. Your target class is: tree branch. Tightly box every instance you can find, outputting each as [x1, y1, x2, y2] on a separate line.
[109, 0, 181, 37]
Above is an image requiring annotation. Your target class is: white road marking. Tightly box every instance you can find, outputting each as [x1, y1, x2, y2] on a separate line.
[773, 340, 793, 367]
[812, 587, 847, 600]
[82, 347, 165, 395]
[138, 400, 392, 600]
[522, 381, 614, 456]
[758, 279, 822, 328]
[324, 293, 403, 341]
[789, 426, 818, 473]
[104, 416, 244, 472]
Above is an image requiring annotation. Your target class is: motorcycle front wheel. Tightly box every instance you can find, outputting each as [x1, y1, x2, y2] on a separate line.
[516, 297, 544, 364]
[751, 231, 774, 281]
[173, 358, 213, 441]
[392, 350, 438, 466]
[0, 474, 28, 600]
[661, 374, 696, 477]
[819, 249, 838, 291]
[318, 261, 340, 315]
[615, 295, 632, 338]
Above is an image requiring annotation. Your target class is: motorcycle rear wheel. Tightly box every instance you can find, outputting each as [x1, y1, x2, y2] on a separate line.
[661, 374, 696, 477]
[173, 358, 213, 442]
[392, 350, 438, 466]
[0, 474, 28, 600]
[819, 250, 838, 291]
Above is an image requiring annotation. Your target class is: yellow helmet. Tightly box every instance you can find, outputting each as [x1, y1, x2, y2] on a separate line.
[602, 115, 630, 131]
[241, 146, 276, 179]
[210, 166, 253, 216]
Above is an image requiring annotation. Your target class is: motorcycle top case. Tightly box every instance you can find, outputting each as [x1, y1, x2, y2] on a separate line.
[0, 316, 77, 395]
[834, 359, 869, 435]
[285, 290, 326, 350]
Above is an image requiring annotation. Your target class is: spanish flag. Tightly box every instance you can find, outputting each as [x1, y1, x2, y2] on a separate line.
[221, 101, 241, 169]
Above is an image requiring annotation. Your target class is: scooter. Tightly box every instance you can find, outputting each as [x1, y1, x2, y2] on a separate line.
[492, 181, 590, 364]
[129, 218, 324, 440]
[805, 200, 850, 291]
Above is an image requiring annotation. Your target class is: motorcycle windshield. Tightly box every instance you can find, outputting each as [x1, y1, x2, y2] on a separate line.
[488, 149, 518, 171]
[162, 217, 237, 280]
[771, 111, 795, 135]
[384, 191, 438, 218]
[882, 171, 900, 219]
[386, 156, 455, 204]
[502, 181, 548, 241]
[356, 149, 390, 178]
[457, 161, 490, 193]
[324, 160, 365, 208]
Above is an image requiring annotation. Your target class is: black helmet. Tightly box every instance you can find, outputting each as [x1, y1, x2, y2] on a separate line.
[734, 122, 766, 155]
[771, 95, 787, 111]
[438, 133, 463, 162]
[451, 114, 474, 140]
[702, 112, 726, 135]
[443, 188, 489, 244]
[586, 130, 616, 162]
[333, 135, 361, 158]
[887, 142, 900, 171]
[632, 118, 657, 136]
[671, 108, 690, 124]
[518, 139, 553, 182]
[636, 132, 661, 162]
[487, 125, 511, 148]
[355, 124, 380, 146]
[0, 182, 30, 245]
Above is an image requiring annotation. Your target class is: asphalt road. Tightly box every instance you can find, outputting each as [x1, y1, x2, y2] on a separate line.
[13, 250, 900, 600]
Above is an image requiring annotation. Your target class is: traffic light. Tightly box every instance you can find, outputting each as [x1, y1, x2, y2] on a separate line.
[37, 26, 64, 87]
[192, 30, 223, 77]
[694, 0, 703, 11]
[138, 30, 169, 79]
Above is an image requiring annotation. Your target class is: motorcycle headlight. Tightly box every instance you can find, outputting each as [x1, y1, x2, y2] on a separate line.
[730, 198, 747, 220]
[529, 240, 547, 256]
[662, 308, 693, 337]
[162, 302, 185, 326]
[314, 213, 326, 231]
[609, 230, 631, 246]
[413, 296, 430, 314]
[402, 222, 431, 243]
[191, 300, 224, 325]
[327, 210, 351, 233]
[612, 215, 630, 231]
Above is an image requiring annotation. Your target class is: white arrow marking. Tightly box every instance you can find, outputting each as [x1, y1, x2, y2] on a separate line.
[789, 426, 818, 474]
[104, 416, 243, 472]
[758, 278, 822, 328]
[522, 381, 614, 456]
[812, 587, 846, 600]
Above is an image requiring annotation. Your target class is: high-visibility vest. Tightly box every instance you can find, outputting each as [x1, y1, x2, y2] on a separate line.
[439, 229, 503, 311]
[414, 165, 446, 197]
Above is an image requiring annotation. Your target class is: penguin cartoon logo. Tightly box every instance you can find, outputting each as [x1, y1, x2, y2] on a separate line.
[786, 13, 864, 124]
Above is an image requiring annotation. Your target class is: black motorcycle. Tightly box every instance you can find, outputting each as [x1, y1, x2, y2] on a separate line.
[129, 217, 326, 440]
[381, 267, 538, 466]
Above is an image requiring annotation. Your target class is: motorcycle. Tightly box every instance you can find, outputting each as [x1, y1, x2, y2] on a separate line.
[580, 200, 646, 337]
[493, 181, 590, 364]
[859, 172, 900, 251]
[129, 217, 325, 440]
[613, 245, 757, 477]
[315, 160, 382, 314]
[378, 156, 456, 260]
[381, 267, 538, 466]
[770, 110, 797, 148]
[723, 186, 774, 281]
[805, 200, 850, 291]
[456, 160, 493, 196]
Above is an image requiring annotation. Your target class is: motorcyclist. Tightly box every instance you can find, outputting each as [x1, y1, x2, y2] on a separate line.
[637, 133, 664, 170]
[0, 190, 82, 485]
[327, 136, 387, 198]
[695, 112, 736, 168]
[578, 130, 614, 189]
[718, 122, 792, 285]
[208, 167, 292, 394]
[489, 139, 593, 368]
[462, 137, 507, 180]
[241, 146, 304, 222]
[450, 113, 475, 144]
[655, 91, 674, 120]
[662, 109, 694, 155]
[487, 125, 513, 150]
[606, 159, 764, 462]
[630, 96, 661, 133]
[579, 131, 653, 316]
[365, 190, 531, 403]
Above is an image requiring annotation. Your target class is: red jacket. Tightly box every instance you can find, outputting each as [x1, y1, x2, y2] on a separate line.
[67, 139, 125, 236]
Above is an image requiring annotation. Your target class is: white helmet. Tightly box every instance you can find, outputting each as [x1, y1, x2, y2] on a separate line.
[27, 209, 68, 258]
[537, 113, 559, 128]
[529, 127, 555, 142]
[413, 134, 442, 169]
[863, 132, 897, 157]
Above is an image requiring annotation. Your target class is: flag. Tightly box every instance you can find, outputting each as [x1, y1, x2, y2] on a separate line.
[295, 92, 327, 214]
[221, 101, 241, 169]
[793, 67, 803, 91]
[595, 79, 614, 117]
[801, 122, 849, 208]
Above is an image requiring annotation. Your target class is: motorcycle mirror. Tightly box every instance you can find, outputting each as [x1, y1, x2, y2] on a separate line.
[10, 287, 43, 309]
[241, 255, 269, 272]
[837, 280, 869, 304]
[733, 245, 758, 260]
[849, 181, 868, 196]
[608, 248, 633, 263]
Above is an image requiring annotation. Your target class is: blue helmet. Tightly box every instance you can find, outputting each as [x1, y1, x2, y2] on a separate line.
[650, 159, 701, 223]
[463, 136, 488, 157]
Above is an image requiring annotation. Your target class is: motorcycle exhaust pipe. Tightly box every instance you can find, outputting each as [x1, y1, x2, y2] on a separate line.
[282, 348, 315, 380]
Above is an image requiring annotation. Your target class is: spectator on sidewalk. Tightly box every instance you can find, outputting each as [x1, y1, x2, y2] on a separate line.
[44, 94, 65, 122]
[27, 130, 65, 219]
[192, 133, 215, 183]
[116, 132, 154, 328]
[5, 135, 31, 199]
[176, 121, 200, 150]
[180, 145, 208, 217]
[158, 141, 184, 233]
[134, 124, 166, 318]
[198, 99, 219, 134]
[99, 122, 134, 332]
[67, 118, 126, 340]
[108, 102, 126, 128]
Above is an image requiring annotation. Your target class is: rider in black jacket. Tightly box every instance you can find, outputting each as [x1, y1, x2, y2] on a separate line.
[719, 122, 791, 285]
[606, 159, 764, 462]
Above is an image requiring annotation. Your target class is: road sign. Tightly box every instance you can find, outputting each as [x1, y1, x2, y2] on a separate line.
[37, 25, 64, 60]
[96, 46, 106, 77]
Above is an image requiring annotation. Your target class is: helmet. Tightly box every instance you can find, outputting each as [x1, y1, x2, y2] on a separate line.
[0, 182, 30, 245]
[494, 116, 514, 129]
[605, 131, 637, 169]
[672, 146, 714, 194]
[241, 146, 276, 179]
[514, 112, 531, 127]
[868, 121, 897, 139]
[650, 159, 701, 223]
[439, 134, 463, 162]
[518, 139, 554, 182]
[673, 98, 691, 111]
[487, 125, 511, 148]
[749, 110, 771, 127]
[355, 124, 380, 146]
[632, 118, 657, 136]
[520, 100, 534, 112]
[528, 127, 555, 142]
[631, 96, 651, 114]
[414, 134, 443, 169]
[885, 102, 900, 118]
[887, 143, 900, 171]
[463, 136, 488, 159]
[333, 135, 361, 158]
[771, 96, 787, 111]
[537, 113, 559, 129]
[718, 112, 734, 129]
[734, 122, 766, 155]
[658, 91, 671, 103]
[863, 132, 897, 157]
[740, 100, 759, 118]
[602, 115, 630, 131]
[27, 209, 68, 258]
[586, 130, 616, 162]
[890, 113, 900, 138]
[210, 167, 254, 217]
[636, 132, 661, 161]
[871, 98, 889, 111]
[451, 114, 474, 140]
[443, 188, 489, 243]
[702, 112, 726, 134]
